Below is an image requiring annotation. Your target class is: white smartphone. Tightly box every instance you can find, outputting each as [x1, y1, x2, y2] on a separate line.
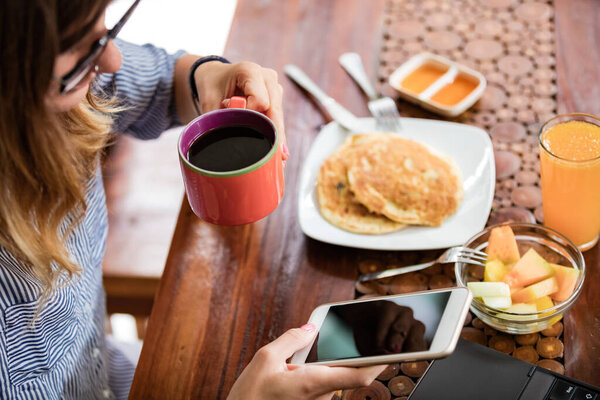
[290, 287, 472, 367]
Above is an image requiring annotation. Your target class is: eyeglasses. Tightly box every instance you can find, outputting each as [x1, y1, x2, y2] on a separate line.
[57, 0, 141, 94]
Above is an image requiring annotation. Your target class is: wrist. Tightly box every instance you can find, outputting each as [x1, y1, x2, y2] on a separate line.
[189, 55, 231, 114]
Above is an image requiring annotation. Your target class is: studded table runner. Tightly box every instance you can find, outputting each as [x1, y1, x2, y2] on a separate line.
[344, 0, 560, 398]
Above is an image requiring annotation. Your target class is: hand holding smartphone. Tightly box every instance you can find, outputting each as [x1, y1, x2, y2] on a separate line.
[290, 287, 472, 367]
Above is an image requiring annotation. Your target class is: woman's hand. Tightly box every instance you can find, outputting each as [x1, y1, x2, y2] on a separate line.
[227, 324, 387, 400]
[193, 60, 289, 159]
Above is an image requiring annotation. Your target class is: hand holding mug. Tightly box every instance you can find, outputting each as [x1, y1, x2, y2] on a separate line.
[191, 60, 288, 159]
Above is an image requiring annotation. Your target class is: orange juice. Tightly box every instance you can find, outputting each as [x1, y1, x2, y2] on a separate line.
[400, 63, 448, 95]
[539, 115, 600, 250]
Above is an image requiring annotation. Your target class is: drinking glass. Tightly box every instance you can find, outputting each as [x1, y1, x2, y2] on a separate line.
[539, 113, 600, 251]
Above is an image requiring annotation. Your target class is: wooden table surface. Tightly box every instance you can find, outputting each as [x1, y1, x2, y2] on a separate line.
[129, 0, 600, 398]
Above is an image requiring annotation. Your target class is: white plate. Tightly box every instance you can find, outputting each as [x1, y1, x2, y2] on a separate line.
[297, 118, 495, 250]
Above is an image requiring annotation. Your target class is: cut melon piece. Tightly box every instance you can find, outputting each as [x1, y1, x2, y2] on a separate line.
[511, 277, 559, 304]
[531, 295, 555, 317]
[547, 314, 563, 326]
[510, 286, 522, 295]
[486, 225, 520, 264]
[484, 259, 510, 282]
[497, 302, 539, 321]
[482, 296, 512, 309]
[503, 303, 537, 313]
[503, 248, 555, 288]
[532, 295, 554, 311]
[467, 282, 510, 298]
[549, 264, 580, 302]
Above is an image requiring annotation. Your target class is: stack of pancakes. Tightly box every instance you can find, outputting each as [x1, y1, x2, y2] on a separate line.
[317, 133, 463, 234]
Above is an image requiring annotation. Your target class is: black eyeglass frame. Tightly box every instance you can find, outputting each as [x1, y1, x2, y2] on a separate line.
[58, 0, 141, 94]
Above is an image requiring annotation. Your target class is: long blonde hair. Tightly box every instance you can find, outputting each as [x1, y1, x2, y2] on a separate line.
[0, 0, 114, 297]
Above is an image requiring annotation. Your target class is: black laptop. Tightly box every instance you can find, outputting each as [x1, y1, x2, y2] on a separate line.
[408, 338, 599, 400]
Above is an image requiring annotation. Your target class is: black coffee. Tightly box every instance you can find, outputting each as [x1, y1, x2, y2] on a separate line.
[187, 125, 273, 172]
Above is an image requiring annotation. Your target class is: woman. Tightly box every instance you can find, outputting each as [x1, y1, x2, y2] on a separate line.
[0, 0, 384, 398]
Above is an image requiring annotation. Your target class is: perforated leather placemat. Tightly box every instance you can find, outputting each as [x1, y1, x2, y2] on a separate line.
[345, 0, 560, 398]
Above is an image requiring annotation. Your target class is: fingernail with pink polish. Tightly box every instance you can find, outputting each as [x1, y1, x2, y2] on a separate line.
[300, 323, 316, 332]
[282, 142, 290, 159]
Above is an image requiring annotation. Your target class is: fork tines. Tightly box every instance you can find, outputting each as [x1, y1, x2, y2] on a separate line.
[457, 248, 487, 259]
[455, 247, 488, 267]
[455, 257, 486, 267]
[369, 98, 402, 133]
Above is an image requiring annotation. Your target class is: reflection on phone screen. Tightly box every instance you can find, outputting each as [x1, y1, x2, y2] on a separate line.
[306, 291, 451, 362]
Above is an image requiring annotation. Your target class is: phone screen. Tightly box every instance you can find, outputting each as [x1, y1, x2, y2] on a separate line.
[306, 291, 451, 363]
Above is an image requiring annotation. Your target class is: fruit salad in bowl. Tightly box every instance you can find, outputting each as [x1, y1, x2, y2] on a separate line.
[455, 223, 585, 334]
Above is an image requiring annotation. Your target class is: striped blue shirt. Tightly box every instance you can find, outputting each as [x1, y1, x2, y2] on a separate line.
[0, 39, 185, 399]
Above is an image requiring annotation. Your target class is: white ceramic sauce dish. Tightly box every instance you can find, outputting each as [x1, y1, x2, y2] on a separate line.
[389, 52, 486, 117]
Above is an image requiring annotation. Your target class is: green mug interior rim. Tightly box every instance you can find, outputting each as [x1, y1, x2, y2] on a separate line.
[178, 108, 280, 177]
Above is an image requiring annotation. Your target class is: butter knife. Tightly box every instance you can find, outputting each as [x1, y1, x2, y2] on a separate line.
[284, 64, 368, 132]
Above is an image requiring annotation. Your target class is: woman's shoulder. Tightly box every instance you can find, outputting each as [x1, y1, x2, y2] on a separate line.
[0, 248, 43, 307]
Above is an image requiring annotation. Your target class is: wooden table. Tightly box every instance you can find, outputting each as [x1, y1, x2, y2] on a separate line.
[129, 0, 600, 398]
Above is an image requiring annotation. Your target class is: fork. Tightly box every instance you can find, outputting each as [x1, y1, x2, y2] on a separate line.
[357, 246, 487, 283]
[339, 52, 402, 133]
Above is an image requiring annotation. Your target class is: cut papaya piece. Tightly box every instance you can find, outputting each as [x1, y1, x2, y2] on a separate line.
[549, 263, 580, 302]
[503, 248, 555, 288]
[511, 277, 559, 304]
[486, 225, 520, 264]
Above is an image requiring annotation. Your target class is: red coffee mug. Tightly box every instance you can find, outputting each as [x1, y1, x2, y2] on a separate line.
[178, 97, 284, 225]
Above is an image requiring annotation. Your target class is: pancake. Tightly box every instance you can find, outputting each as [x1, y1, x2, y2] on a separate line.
[317, 135, 406, 234]
[346, 133, 463, 227]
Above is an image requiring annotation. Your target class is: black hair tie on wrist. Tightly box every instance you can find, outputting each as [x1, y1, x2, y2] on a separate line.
[189, 55, 231, 115]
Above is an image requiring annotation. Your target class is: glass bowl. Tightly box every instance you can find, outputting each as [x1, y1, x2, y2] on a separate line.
[455, 222, 585, 334]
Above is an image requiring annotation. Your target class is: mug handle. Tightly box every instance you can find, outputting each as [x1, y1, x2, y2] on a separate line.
[228, 96, 247, 109]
